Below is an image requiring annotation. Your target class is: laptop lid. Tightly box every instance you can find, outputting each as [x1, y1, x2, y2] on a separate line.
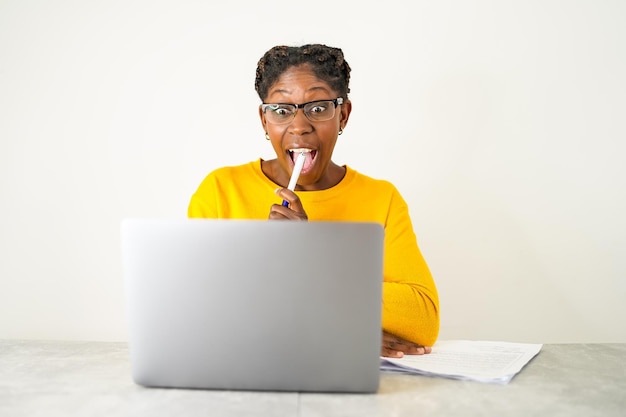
[121, 218, 384, 393]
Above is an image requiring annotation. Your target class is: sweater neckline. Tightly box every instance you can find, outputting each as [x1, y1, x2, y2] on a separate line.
[251, 159, 357, 201]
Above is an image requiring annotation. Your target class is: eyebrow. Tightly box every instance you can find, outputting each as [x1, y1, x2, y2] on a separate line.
[268, 85, 331, 97]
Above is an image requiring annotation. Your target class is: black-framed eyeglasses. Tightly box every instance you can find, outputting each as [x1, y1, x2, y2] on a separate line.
[261, 97, 343, 125]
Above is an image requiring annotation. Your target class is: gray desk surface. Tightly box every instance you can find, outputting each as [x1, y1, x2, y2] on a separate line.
[1, 340, 624, 417]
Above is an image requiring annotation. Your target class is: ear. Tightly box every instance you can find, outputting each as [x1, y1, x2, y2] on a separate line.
[258, 105, 268, 132]
[339, 99, 352, 130]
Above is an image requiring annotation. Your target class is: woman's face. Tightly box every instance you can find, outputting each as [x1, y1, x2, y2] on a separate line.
[259, 64, 351, 190]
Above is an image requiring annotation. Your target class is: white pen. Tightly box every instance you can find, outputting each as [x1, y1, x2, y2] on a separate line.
[282, 151, 306, 207]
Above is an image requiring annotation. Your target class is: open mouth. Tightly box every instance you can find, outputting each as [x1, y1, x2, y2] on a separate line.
[288, 148, 317, 173]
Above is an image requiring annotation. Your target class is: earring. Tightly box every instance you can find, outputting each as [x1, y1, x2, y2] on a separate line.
[265, 133, 270, 140]
[338, 129, 343, 135]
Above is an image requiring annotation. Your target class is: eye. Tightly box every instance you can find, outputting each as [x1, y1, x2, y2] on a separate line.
[271, 105, 294, 118]
[308, 103, 329, 114]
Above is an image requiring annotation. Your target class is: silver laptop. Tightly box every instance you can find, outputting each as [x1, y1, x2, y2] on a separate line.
[120, 218, 384, 393]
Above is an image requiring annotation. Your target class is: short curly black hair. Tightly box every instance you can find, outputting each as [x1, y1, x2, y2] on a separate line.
[255, 44, 351, 102]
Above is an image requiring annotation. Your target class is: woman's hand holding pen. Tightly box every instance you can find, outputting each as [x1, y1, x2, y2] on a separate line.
[381, 331, 432, 358]
[269, 188, 308, 220]
[269, 150, 308, 220]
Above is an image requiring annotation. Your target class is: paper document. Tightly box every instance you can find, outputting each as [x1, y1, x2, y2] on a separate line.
[380, 340, 542, 384]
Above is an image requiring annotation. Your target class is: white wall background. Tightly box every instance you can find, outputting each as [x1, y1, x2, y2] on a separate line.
[1, 0, 624, 343]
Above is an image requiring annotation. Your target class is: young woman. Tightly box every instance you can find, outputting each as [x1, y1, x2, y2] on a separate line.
[188, 44, 439, 357]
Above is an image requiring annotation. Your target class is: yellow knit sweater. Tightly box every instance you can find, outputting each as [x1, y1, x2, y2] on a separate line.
[188, 160, 439, 346]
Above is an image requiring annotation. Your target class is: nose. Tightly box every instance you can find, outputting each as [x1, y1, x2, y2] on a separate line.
[288, 108, 313, 135]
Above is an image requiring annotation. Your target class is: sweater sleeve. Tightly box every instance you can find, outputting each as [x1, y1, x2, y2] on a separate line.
[188, 172, 219, 218]
[381, 187, 440, 347]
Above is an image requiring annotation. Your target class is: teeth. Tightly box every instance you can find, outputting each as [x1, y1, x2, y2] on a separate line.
[289, 148, 312, 153]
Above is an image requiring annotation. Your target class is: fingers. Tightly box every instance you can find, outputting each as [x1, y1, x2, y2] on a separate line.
[381, 331, 432, 358]
[274, 188, 304, 211]
[381, 343, 427, 358]
[269, 189, 308, 220]
[381, 345, 406, 358]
